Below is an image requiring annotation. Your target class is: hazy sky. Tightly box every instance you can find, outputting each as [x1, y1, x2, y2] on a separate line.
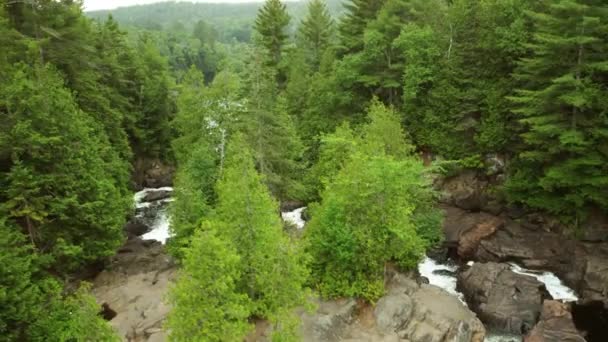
[84, 0, 270, 11]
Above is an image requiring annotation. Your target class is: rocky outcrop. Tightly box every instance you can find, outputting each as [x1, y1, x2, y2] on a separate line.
[437, 170, 489, 211]
[92, 238, 176, 341]
[300, 271, 485, 342]
[133, 157, 174, 189]
[457, 262, 549, 335]
[524, 300, 585, 342]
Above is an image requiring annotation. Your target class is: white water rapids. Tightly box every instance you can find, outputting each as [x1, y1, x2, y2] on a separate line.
[133, 187, 173, 244]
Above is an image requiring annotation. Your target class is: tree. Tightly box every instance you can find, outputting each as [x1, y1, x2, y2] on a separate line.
[254, 0, 291, 68]
[240, 55, 305, 200]
[338, 0, 386, 54]
[167, 228, 251, 341]
[0, 219, 42, 341]
[1, 65, 130, 272]
[506, 0, 608, 220]
[297, 0, 335, 70]
[305, 102, 441, 300]
[212, 134, 308, 329]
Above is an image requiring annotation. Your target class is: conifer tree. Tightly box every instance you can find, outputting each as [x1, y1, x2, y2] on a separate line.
[241, 54, 305, 200]
[254, 0, 291, 68]
[212, 134, 308, 331]
[1, 65, 130, 271]
[298, 0, 335, 70]
[305, 101, 441, 300]
[167, 228, 251, 341]
[507, 0, 608, 219]
[338, 0, 386, 54]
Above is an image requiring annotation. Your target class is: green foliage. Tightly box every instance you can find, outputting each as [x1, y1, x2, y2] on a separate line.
[29, 283, 120, 342]
[506, 0, 608, 219]
[297, 0, 335, 70]
[305, 102, 441, 301]
[0, 220, 42, 341]
[1, 65, 130, 272]
[254, 0, 291, 68]
[212, 134, 308, 320]
[167, 227, 251, 341]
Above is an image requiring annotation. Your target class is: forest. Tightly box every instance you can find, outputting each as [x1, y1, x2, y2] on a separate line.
[1, 0, 607, 341]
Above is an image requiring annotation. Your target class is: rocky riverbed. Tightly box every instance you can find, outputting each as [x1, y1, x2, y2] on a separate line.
[93, 173, 608, 341]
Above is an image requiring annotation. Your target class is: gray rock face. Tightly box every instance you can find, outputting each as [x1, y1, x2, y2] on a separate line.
[457, 262, 549, 335]
[437, 170, 489, 211]
[524, 300, 585, 342]
[300, 272, 485, 342]
[92, 238, 176, 341]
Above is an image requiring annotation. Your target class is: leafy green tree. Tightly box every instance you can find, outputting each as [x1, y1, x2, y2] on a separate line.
[297, 0, 335, 70]
[305, 102, 441, 300]
[506, 0, 608, 219]
[212, 134, 308, 329]
[1, 65, 130, 272]
[254, 0, 291, 68]
[167, 227, 251, 341]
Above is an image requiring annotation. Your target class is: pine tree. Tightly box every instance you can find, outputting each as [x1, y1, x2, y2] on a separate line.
[167, 227, 251, 341]
[212, 134, 308, 328]
[507, 0, 608, 219]
[338, 0, 386, 54]
[297, 0, 335, 70]
[254, 0, 291, 68]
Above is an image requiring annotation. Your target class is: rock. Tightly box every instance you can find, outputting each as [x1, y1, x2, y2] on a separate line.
[141, 189, 172, 203]
[280, 200, 306, 212]
[579, 244, 608, 305]
[572, 300, 608, 341]
[581, 209, 608, 242]
[403, 285, 485, 342]
[133, 157, 174, 189]
[458, 262, 550, 334]
[301, 299, 358, 342]
[124, 219, 150, 237]
[374, 293, 413, 333]
[457, 216, 503, 258]
[524, 300, 585, 342]
[438, 170, 489, 211]
[92, 238, 176, 341]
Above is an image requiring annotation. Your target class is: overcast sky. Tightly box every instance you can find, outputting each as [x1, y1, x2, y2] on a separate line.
[84, 0, 271, 11]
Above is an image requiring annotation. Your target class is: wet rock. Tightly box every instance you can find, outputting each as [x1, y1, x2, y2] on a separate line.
[92, 238, 176, 341]
[124, 219, 150, 237]
[280, 200, 306, 212]
[133, 158, 174, 189]
[458, 262, 549, 335]
[579, 244, 608, 305]
[524, 300, 585, 342]
[457, 216, 503, 258]
[141, 189, 172, 203]
[442, 206, 501, 257]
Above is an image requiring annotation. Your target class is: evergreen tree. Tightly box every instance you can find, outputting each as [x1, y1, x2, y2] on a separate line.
[1, 65, 130, 272]
[254, 0, 291, 68]
[241, 54, 305, 200]
[507, 0, 608, 219]
[212, 134, 308, 330]
[305, 101, 441, 300]
[297, 0, 335, 70]
[167, 227, 251, 341]
[338, 0, 386, 54]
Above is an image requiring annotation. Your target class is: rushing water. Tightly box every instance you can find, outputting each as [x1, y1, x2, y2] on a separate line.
[133, 187, 173, 244]
[281, 207, 307, 229]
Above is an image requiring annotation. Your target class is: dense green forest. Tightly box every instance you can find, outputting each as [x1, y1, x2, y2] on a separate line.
[1, 0, 607, 340]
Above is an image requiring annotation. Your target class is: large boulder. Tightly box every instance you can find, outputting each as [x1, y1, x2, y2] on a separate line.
[133, 157, 174, 189]
[92, 238, 176, 341]
[141, 189, 172, 203]
[524, 300, 585, 342]
[124, 218, 150, 238]
[403, 284, 485, 342]
[437, 170, 489, 211]
[458, 262, 550, 334]
[579, 244, 608, 306]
